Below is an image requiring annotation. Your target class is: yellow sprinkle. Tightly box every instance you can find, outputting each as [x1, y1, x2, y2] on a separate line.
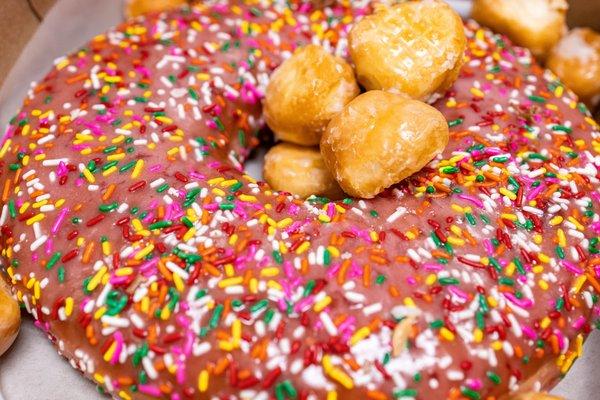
[267, 280, 283, 291]
[470, 87, 484, 97]
[572, 275, 587, 294]
[473, 328, 483, 343]
[568, 216, 585, 231]
[318, 214, 331, 223]
[198, 370, 209, 392]
[34, 281, 41, 299]
[540, 317, 551, 329]
[557, 229, 567, 247]
[107, 153, 126, 161]
[173, 272, 185, 292]
[0, 139, 12, 158]
[326, 392, 337, 400]
[87, 266, 108, 292]
[94, 306, 106, 320]
[103, 341, 117, 362]
[261, 267, 279, 277]
[26, 213, 45, 226]
[447, 237, 465, 246]
[183, 228, 196, 242]
[500, 213, 518, 221]
[425, 274, 437, 286]
[295, 241, 310, 254]
[134, 244, 154, 260]
[440, 327, 455, 341]
[350, 327, 371, 345]
[160, 307, 171, 320]
[560, 352, 577, 374]
[82, 168, 96, 183]
[499, 188, 517, 201]
[119, 391, 132, 400]
[249, 278, 258, 294]
[225, 264, 235, 277]
[327, 246, 340, 258]
[131, 159, 144, 179]
[102, 166, 118, 177]
[94, 373, 105, 384]
[313, 296, 332, 313]
[322, 355, 354, 389]
[232, 319, 242, 345]
[538, 280, 549, 290]
[450, 225, 462, 236]
[65, 297, 74, 317]
[218, 276, 243, 288]
[451, 204, 464, 213]
[239, 194, 257, 202]
[228, 234, 238, 246]
[491, 341, 503, 351]
[369, 231, 379, 242]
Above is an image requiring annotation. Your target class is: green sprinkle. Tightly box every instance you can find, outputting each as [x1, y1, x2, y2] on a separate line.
[99, 202, 118, 213]
[394, 389, 417, 398]
[461, 387, 481, 400]
[448, 118, 464, 128]
[213, 117, 225, 131]
[149, 220, 172, 230]
[8, 200, 16, 218]
[209, 304, 224, 329]
[528, 95, 546, 103]
[250, 299, 268, 313]
[46, 252, 62, 270]
[487, 371, 501, 384]
[439, 277, 459, 285]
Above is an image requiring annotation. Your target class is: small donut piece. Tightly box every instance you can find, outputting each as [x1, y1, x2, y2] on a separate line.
[321, 90, 449, 198]
[125, 0, 188, 17]
[547, 28, 600, 108]
[263, 45, 360, 146]
[0, 280, 20, 356]
[348, 0, 466, 101]
[263, 143, 345, 199]
[471, 0, 568, 60]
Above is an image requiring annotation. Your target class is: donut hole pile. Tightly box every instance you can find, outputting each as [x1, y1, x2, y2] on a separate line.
[262, 0, 466, 199]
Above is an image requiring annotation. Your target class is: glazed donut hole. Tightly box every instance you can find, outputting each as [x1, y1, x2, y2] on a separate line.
[0, 280, 20, 356]
[547, 28, 600, 108]
[263, 44, 360, 146]
[263, 143, 346, 200]
[471, 0, 568, 61]
[320, 91, 449, 199]
[348, 0, 466, 101]
[261, 1, 462, 200]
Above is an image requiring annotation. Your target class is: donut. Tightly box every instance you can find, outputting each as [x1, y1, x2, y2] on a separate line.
[263, 143, 345, 200]
[0, 279, 20, 356]
[471, 0, 568, 61]
[546, 28, 600, 109]
[1, 1, 599, 399]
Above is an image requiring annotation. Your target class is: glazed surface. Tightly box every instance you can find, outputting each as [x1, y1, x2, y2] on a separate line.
[1, 1, 600, 399]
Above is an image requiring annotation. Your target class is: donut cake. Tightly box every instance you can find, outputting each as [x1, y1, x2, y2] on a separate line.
[1, 1, 600, 399]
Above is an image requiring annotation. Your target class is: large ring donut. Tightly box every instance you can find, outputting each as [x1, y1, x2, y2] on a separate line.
[1, 1, 599, 399]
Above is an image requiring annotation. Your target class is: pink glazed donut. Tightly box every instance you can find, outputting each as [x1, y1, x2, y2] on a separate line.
[1, 1, 600, 399]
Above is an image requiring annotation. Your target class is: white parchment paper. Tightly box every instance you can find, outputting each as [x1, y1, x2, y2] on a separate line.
[0, 1, 599, 399]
